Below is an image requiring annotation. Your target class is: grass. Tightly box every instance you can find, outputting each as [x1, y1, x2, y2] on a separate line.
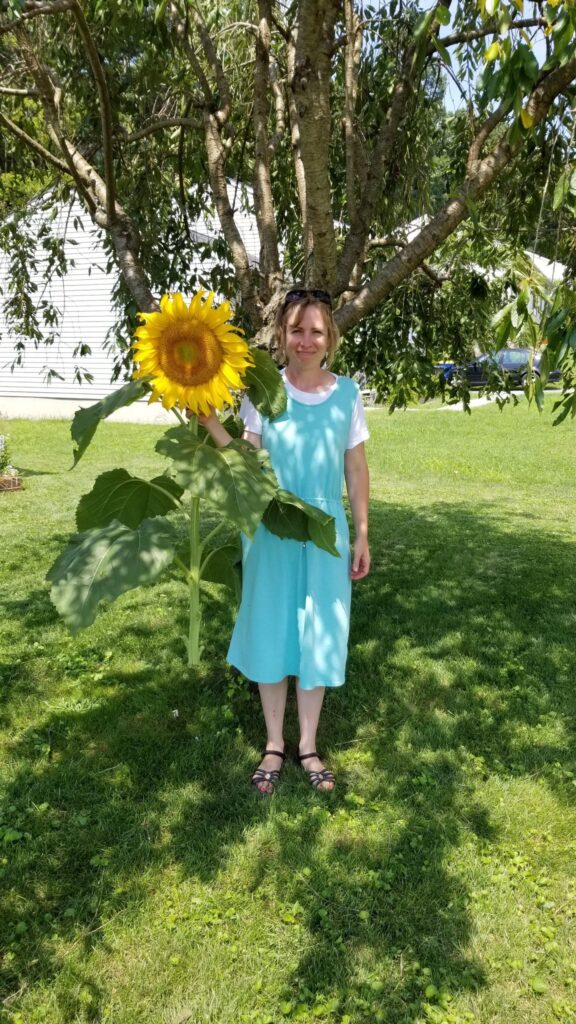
[0, 400, 575, 1024]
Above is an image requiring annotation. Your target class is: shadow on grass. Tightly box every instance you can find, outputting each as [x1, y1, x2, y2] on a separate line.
[1, 499, 575, 1019]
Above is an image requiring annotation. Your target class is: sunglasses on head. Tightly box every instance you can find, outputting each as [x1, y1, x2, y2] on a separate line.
[282, 288, 332, 310]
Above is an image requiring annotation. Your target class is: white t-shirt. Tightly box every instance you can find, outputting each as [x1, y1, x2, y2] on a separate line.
[239, 370, 370, 450]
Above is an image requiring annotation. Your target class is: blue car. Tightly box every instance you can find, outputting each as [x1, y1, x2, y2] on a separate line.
[440, 348, 561, 387]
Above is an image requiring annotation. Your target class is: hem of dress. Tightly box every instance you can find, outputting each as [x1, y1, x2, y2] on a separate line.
[227, 658, 345, 690]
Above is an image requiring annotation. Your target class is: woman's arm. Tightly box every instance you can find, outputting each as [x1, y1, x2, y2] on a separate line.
[344, 442, 370, 580]
[199, 412, 261, 450]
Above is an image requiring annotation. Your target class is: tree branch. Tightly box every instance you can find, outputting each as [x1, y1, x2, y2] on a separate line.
[429, 18, 546, 53]
[0, 109, 69, 171]
[467, 98, 511, 175]
[189, 4, 231, 125]
[11, 25, 156, 312]
[291, 0, 340, 288]
[334, 43, 417, 295]
[343, 0, 362, 232]
[335, 57, 576, 333]
[169, 3, 213, 107]
[268, 53, 286, 153]
[286, 28, 310, 261]
[0, 85, 38, 95]
[252, 0, 281, 294]
[122, 116, 202, 143]
[169, 4, 258, 318]
[69, 0, 116, 227]
[0, 0, 73, 36]
[335, 2, 456, 297]
[14, 24, 98, 218]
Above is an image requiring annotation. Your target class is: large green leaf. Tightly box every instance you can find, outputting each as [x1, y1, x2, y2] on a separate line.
[71, 379, 150, 466]
[47, 518, 176, 633]
[244, 348, 287, 420]
[263, 489, 339, 557]
[156, 429, 278, 536]
[76, 469, 183, 531]
[200, 539, 242, 602]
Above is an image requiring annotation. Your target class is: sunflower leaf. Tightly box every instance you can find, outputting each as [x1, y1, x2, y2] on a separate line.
[47, 518, 177, 633]
[263, 489, 339, 557]
[76, 469, 183, 531]
[156, 431, 278, 536]
[71, 380, 150, 467]
[200, 539, 242, 602]
[244, 348, 287, 420]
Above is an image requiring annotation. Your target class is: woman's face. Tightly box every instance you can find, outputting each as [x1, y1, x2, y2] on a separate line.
[283, 303, 330, 372]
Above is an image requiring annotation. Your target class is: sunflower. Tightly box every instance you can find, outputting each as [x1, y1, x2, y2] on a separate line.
[132, 290, 253, 416]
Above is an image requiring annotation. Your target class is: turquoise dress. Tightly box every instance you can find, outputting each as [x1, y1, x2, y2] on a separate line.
[227, 376, 359, 690]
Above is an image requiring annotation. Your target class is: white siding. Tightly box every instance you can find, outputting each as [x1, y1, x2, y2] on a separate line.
[0, 188, 261, 401]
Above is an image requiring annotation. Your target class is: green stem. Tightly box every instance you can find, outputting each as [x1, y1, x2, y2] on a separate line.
[188, 491, 201, 668]
[187, 414, 201, 668]
[199, 519, 228, 562]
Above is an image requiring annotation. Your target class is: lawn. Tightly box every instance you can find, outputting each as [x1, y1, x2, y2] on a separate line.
[1, 401, 575, 1024]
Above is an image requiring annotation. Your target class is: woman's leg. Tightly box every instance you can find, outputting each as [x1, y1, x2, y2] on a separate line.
[253, 676, 289, 794]
[296, 683, 334, 791]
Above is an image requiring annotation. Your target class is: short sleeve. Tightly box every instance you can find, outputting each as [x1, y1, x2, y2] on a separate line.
[347, 392, 370, 449]
[239, 394, 263, 436]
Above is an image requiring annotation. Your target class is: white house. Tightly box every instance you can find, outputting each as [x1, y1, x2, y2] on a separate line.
[0, 188, 261, 421]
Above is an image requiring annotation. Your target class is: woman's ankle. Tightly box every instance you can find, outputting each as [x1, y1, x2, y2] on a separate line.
[264, 739, 285, 754]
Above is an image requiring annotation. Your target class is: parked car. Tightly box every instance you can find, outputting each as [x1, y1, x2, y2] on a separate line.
[440, 348, 561, 387]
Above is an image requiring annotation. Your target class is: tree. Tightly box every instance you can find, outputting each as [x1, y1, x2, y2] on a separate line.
[1, 0, 575, 411]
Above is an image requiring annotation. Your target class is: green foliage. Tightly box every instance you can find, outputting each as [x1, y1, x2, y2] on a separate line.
[70, 379, 151, 465]
[49, 350, 338, 657]
[0, 432, 11, 473]
[200, 538, 242, 602]
[155, 428, 278, 538]
[75, 469, 183, 530]
[0, 0, 574, 405]
[2, 410, 576, 1023]
[264, 489, 340, 558]
[245, 348, 288, 420]
[47, 517, 178, 633]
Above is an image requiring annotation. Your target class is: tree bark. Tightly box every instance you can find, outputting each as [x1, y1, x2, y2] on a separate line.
[336, 57, 576, 333]
[291, 0, 340, 288]
[253, 0, 282, 296]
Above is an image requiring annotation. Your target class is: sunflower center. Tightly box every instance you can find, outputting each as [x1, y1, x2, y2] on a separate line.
[159, 322, 223, 386]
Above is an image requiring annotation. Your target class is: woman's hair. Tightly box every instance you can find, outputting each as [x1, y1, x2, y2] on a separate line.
[274, 292, 340, 368]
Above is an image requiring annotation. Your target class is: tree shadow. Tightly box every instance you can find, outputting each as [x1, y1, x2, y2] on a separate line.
[1, 499, 575, 1018]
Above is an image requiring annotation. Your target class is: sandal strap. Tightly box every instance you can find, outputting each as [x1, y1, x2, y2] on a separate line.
[307, 769, 336, 789]
[252, 768, 281, 782]
[298, 751, 319, 762]
[262, 749, 286, 760]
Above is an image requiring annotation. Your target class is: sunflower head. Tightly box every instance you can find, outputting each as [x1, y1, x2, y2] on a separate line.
[132, 290, 253, 416]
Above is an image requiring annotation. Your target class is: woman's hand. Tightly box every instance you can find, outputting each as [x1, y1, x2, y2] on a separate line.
[189, 408, 234, 448]
[350, 536, 370, 580]
[187, 408, 217, 427]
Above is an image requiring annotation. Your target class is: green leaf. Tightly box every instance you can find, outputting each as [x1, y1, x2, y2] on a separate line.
[434, 4, 450, 25]
[529, 977, 548, 995]
[157, 428, 278, 536]
[76, 469, 183, 531]
[71, 380, 150, 466]
[200, 540, 242, 602]
[553, 167, 572, 211]
[47, 518, 176, 633]
[414, 9, 435, 39]
[244, 348, 287, 420]
[263, 489, 339, 557]
[434, 36, 452, 66]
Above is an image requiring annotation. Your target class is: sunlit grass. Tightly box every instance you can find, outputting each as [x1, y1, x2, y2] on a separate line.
[0, 403, 575, 1024]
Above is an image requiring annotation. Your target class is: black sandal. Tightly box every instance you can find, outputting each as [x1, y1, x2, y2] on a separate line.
[298, 751, 336, 791]
[251, 749, 286, 795]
